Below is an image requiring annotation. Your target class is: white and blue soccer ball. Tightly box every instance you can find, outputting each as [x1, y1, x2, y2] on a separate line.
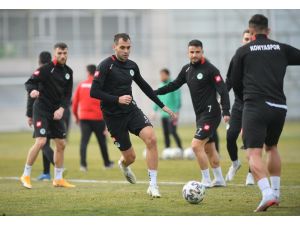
[161, 148, 173, 160]
[182, 181, 206, 204]
[183, 147, 196, 160]
[171, 147, 183, 159]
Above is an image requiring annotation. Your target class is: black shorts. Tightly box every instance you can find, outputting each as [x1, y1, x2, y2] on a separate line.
[104, 108, 152, 151]
[242, 100, 286, 149]
[33, 106, 67, 139]
[194, 110, 221, 143]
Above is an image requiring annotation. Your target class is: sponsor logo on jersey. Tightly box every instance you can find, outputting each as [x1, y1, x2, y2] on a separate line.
[36, 121, 42, 128]
[65, 73, 70, 80]
[130, 69, 135, 76]
[214, 75, 222, 83]
[197, 73, 203, 80]
[203, 124, 210, 131]
[250, 44, 280, 51]
[94, 71, 100, 77]
[33, 70, 40, 76]
[40, 128, 46, 135]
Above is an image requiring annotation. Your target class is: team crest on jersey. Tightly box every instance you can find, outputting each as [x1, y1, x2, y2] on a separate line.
[33, 70, 40, 76]
[40, 128, 46, 135]
[197, 73, 203, 80]
[36, 121, 42, 128]
[114, 141, 121, 148]
[214, 75, 222, 83]
[65, 73, 70, 80]
[130, 69, 135, 76]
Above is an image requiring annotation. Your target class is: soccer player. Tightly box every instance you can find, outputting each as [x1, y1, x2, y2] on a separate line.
[90, 33, 175, 197]
[21, 42, 75, 188]
[153, 68, 183, 152]
[72, 64, 114, 171]
[155, 40, 230, 188]
[231, 14, 300, 212]
[225, 29, 255, 185]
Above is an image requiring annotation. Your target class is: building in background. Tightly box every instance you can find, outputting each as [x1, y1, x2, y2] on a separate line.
[0, 9, 299, 131]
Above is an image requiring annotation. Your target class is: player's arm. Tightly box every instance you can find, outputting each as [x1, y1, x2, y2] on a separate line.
[284, 44, 300, 65]
[90, 62, 119, 104]
[225, 57, 234, 92]
[25, 68, 43, 98]
[211, 70, 231, 120]
[72, 83, 80, 124]
[154, 67, 186, 95]
[26, 94, 35, 127]
[230, 50, 244, 100]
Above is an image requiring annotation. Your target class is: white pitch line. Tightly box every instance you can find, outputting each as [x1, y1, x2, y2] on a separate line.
[1, 176, 300, 189]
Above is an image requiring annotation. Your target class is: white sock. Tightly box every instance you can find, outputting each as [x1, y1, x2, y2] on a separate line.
[212, 167, 224, 181]
[232, 160, 240, 168]
[148, 169, 157, 186]
[257, 177, 273, 198]
[54, 167, 64, 180]
[201, 169, 211, 183]
[270, 176, 280, 198]
[23, 164, 32, 177]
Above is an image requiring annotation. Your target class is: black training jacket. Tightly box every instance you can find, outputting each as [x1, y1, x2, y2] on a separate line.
[25, 60, 73, 114]
[155, 58, 230, 117]
[90, 55, 165, 116]
[231, 34, 300, 104]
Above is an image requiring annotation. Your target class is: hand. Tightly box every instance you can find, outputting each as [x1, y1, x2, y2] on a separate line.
[172, 112, 179, 125]
[30, 90, 40, 98]
[223, 115, 230, 124]
[162, 106, 177, 120]
[103, 127, 109, 137]
[27, 117, 33, 127]
[118, 95, 132, 105]
[53, 107, 64, 120]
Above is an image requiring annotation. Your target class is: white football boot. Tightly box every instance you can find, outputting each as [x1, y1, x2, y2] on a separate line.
[225, 160, 241, 181]
[147, 185, 161, 198]
[118, 160, 136, 184]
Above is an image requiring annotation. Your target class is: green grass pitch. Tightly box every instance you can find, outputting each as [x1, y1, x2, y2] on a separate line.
[0, 122, 300, 216]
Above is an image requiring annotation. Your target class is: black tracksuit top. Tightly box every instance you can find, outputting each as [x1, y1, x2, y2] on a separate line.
[90, 55, 165, 116]
[155, 58, 230, 117]
[25, 60, 73, 114]
[231, 34, 300, 105]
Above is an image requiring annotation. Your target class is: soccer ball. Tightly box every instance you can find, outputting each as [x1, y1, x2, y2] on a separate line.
[161, 148, 173, 160]
[170, 147, 183, 159]
[183, 147, 196, 160]
[182, 181, 206, 204]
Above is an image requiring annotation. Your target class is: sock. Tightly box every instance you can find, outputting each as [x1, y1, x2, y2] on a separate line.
[212, 167, 224, 181]
[23, 164, 32, 177]
[232, 160, 240, 168]
[148, 169, 157, 186]
[270, 176, 280, 198]
[257, 177, 273, 198]
[201, 169, 211, 183]
[54, 167, 64, 180]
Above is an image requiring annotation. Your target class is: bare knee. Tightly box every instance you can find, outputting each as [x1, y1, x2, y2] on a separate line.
[144, 135, 157, 149]
[55, 139, 66, 152]
[35, 138, 47, 149]
[124, 152, 136, 164]
[191, 139, 206, 153]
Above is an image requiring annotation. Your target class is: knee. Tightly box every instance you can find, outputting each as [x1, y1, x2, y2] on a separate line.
[35, 138, 47, 149]
[191, 140, 205, 153]
[56, 140, 66, 152]
[145, 135, 157, 148]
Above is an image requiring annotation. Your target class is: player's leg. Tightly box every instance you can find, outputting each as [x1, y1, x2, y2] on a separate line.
[169, 119, 183, 150]
[51, 120, 74, 188]
[37, 138, 54, 180]
[264, 107, 286, 202]
[205, 140, 226, 187]
[243, 101, 278, 212]
[93, 120, 113, 168]
[225, 105, 242, 181]
[79, 120, 93, 171]
[118, 146, 137, 184]
[161, 117, 170, 148]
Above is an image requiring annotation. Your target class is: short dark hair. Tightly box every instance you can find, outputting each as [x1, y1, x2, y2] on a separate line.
[114, 33, 130, 44]
[249, 14, 268, 32]
[243, 29, 250, 35]
[86, 64, 96, 75]
[188, 39, 203, 48]
[54, 42, 68, 50]
[160, 68, 170, 76]
[39, 51, 52, 65]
